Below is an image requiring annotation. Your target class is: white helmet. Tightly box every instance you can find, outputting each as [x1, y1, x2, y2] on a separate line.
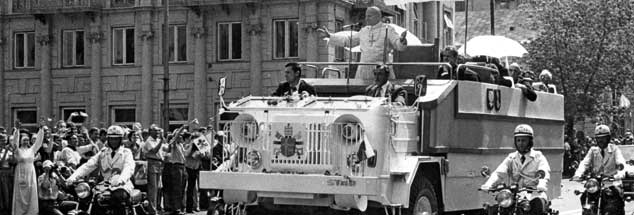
[107, 125, 126, 138]
[514, 124, 534, 137]
[594, 125, 610, 137]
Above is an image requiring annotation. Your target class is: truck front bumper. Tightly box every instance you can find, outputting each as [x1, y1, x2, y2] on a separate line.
[199, 171, 382, 196]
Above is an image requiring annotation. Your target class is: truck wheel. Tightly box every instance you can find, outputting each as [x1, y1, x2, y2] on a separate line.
[407, 178, 439, 215]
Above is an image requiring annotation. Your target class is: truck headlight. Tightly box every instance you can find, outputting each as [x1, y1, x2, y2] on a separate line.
[246, 150, 262, 169]
[342, 123, 362, 142]
[495, 189, 513, 208]
[230, 114, 260, 146]
[74, 182, 91, 199]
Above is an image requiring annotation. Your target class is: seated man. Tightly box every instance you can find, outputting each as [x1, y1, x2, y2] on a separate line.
[272, 62, 317, 97]
[365, 66, 407, 104]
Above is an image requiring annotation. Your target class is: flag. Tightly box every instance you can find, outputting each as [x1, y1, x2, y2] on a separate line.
[620, 94, 631, 108]
[355, 134, 375, 164]
[194, 135, 211, 155]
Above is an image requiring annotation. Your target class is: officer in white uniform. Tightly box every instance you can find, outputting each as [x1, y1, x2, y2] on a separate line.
[67, 125, 136, 214]
[481, 124, 551, 214]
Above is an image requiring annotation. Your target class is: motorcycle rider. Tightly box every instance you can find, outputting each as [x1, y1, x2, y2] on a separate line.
[66, 125, 136, 215]
[572, 124, 625, 214]
[480, 124, 551, 214]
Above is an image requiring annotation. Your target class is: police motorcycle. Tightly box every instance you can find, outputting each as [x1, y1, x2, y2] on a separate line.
[65, 175, 149, 215]
[573, 174, 626, 215]
[63, 125, 150, 215]
[480, 184, 558, 215]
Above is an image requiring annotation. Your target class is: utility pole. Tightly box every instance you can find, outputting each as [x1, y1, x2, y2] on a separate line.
[162, 0, 170, 131]
[490, 0, 495, 35]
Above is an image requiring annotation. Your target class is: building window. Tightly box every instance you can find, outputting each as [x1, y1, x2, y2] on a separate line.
[273, 19, 298, 59]
[61, 107, 86, 123]
[112, 27, 135, 65]
[14, 32, 35, 68]
[334, 20, 344, 61]
[111, 106, 136, 126]
[169, 25, 187, 62]
[111, 0, 135, 7]
[13, 108, 37, 131]
[168, 105, 189, 131]
[218, 22, 242, 61]
[62, 30, 85, 67]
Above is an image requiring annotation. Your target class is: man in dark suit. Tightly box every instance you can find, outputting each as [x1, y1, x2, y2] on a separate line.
[365, 66, 407, 104]
[272, 62, 317, 96]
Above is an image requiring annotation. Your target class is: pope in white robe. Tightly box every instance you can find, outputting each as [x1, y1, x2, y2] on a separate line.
[321, 6, 408, 81]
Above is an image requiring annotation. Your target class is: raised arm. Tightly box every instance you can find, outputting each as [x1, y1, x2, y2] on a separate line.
[30, 129, 45, 153]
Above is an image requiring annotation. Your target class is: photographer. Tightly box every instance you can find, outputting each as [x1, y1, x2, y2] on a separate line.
[162, 127, 188, 215]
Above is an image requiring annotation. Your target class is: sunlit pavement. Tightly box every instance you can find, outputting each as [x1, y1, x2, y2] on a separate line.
[552, 179, 634, 215]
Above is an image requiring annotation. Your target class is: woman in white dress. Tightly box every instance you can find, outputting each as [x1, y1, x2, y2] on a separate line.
[11, 127, 44, 215]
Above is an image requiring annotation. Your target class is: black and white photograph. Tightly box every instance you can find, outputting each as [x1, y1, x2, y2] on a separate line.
[0, 0, 633, 214]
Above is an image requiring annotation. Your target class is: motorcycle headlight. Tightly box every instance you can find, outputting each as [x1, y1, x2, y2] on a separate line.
[495, 190, 513, 208]
[74, 182, 91, 199]
[585, 179, 600, 194]
[246, 150, 262, 169]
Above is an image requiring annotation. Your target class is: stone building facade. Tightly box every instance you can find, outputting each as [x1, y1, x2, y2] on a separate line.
[0, 0, 453, 130]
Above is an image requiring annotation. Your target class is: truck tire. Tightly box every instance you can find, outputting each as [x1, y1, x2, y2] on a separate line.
[406, 178, 439, 215]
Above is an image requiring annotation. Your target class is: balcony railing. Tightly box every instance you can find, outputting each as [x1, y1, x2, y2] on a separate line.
[12, 0, 102, 13]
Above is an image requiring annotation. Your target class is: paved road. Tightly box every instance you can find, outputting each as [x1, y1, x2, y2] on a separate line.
[552, 179, 634, 215]
[193, 179, 634, 215]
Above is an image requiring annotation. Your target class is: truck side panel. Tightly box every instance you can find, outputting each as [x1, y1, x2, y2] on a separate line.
[420, 81, 564, 211]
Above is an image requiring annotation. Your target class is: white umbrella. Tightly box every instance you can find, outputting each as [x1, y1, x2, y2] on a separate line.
[347, 24, 423, 53]
[458, 35, 528, 58]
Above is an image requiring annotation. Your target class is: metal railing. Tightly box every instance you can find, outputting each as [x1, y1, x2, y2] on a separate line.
[12, 0, 101, 13]
[221, 121, 367, 175]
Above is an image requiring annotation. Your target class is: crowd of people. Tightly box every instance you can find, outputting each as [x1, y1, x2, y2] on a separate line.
[0, 117, 225, 215]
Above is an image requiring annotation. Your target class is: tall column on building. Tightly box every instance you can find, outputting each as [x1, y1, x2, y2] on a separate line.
[37, 22, 53, 119]
[0, 20, 5, 127]
[304, 1, 319, 69]
[88, 18, 104, 127]
[192, 22, 207, 125]
[248, 4, 263, 95]
[140, 24, 154, 127]
[423, 2, 439, 44]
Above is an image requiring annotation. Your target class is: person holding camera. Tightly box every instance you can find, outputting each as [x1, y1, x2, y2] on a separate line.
[184, 132, 207, 213]
[162, 127, 188, 215]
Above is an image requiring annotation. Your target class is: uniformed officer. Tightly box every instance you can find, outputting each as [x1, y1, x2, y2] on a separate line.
[573, 125, 626, 181]
[66, 125, 136, 214]
[480, 124, 551, 214]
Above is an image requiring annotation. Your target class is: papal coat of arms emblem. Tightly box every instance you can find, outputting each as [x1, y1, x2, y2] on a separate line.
[273, 123, 304, 158]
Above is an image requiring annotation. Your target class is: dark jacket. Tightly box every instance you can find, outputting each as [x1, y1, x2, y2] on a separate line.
[365, 82, 407, 104]
[272, 80, 317, 96]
